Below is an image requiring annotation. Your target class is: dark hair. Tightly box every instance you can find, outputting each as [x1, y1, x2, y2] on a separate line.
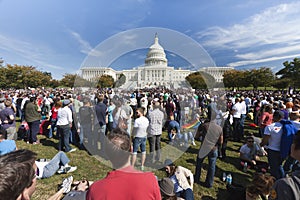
[0, 149, 37, 200]
[105, 128, 131, 169]
[246, 173, 274, 198]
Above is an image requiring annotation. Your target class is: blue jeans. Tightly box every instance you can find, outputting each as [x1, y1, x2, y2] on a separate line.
[176, 188, 194, 200]
[267, 149, 285, 179]
[240, 114, 246, 137]
[133, 137, 146, 154]
[176, 132, 194, 144]
[28, 120, 40, 143]
[194, 149, 218, 187]
[57, 125, 72, 152]
[42, 151, 70, 178]
[96, 124, 107, 157]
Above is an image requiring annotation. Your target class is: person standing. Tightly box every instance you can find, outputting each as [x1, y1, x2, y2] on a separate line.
[94, 94, 107, 158]
[194, 111, 223, 188]
[147, 99, 164, 164]
[269, 130, 300, 200]
[86, 128, 161, 200]
[132, 107, 149, 170]
[78, 98, 94, 150]
[24, 96, 41, 144]
[260, 110, 285, 180]
[231, 97, 242, 142]
[0, 98, 17, 140]
[57, 99, 76, 153]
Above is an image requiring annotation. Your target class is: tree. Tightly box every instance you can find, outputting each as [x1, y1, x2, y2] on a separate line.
[97, 74, 114, 88]
[276, 58, 300, 88]
[247, 67, 274, 90]
[114, 73, 126, 88]
[223, 70, 242, 90]
[185, 71, 215, 89]
[60, 74, 77, 88]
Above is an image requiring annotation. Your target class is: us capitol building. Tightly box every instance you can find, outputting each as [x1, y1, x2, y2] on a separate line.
[80, 34, 233, 89]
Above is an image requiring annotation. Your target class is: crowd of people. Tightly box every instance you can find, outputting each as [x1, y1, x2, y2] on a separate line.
[1, 87, 300, 199]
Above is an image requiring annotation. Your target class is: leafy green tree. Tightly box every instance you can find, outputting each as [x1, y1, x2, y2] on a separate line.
[276, 58, 300, 88]
[247, 67, 274, 90]
[60, 74, 77, 88]
[114, 73, 126, 88]
[223, 70, 241, 90]
[97, 74, 114, 88]
[272, 78, 290, 89]
[185, 71, 215, 89]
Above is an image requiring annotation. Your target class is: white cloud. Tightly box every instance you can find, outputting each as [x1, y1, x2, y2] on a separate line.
[0, 34, 63, 70]
[68, 30, 104, 57]
[228, 53, 300, 67]
[196, 2, 300, 66]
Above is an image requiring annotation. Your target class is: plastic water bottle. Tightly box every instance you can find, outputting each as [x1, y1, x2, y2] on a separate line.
[243, 162, 248, 172]
[222, 172, 226, 182]
[226, 174, 232, 185]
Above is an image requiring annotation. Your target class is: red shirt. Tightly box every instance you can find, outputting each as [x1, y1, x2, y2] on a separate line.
[86, 166, 161, 200]
[51, 107, 59, 119]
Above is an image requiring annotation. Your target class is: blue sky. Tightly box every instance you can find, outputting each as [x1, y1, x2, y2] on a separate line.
[1, 0, 300, 79]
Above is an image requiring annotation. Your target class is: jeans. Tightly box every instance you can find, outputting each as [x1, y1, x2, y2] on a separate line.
[80, 123, 92, 149]
[176, 132, 194, 144]
[133, 137, 147, 154]
[240, 114, 246, 137]
[194, 148, 218, 187]
[176, 188, 194, 200]
[42, 151, 70, 178]
[28, 120, 40, 143]
[233, 117, 241, 141]
[267, 149, 285, 179]
[57, 125, 72, 152]
[97, 124, 107, 157]
[148, 135, 161, 162]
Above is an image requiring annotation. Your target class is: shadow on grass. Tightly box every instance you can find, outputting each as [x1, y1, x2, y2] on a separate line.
[40, 138, 58, 150]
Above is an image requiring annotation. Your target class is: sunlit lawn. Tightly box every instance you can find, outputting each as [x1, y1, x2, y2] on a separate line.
[16, 120, 264, 200]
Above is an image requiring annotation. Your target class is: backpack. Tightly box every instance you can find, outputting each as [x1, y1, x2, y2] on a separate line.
[280, 119, 298, 159]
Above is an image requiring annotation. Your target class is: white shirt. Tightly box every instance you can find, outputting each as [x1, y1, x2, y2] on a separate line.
[232, 102, 242, 118]
[240, 101, 247, 115]
[240, 144, 259, 160]
[57, 106, 73, 126]
[264, 122, 283, 151]
[35, 161, 48, 179]
[133, 116, 149, 138]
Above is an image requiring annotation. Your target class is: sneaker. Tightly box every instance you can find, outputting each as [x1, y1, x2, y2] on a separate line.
[192, 141, 196, 146]
[60, 176, 73, 194]
[65, 166, 77, 173]
[140, 166, 144, 171]
[57, 166, 65, 174]
[67, 148, 77, 153]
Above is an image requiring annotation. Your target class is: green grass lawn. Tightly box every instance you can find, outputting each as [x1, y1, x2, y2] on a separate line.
[16, 121, 263, 200]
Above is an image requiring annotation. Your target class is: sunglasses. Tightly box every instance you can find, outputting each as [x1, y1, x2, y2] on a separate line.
[247, 140, 254, 143]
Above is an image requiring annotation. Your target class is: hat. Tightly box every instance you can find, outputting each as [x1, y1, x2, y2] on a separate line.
[63, 99, 71, 106]
[158, 178, 175, 197]
[164, 159, 174, 167]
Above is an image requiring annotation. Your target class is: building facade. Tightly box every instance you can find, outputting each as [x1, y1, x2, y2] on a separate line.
[81, 34, 233, 89]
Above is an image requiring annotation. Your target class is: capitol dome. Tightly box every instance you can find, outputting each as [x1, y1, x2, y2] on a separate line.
[145, 34, 168, 67]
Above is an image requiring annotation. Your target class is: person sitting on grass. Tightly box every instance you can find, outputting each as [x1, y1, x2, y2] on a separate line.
[35, 151, 77, 179]
[0, 149, 88, 200]
[239, 136, 268, 172]
[0, 127, 17, 156]
[164, 159, 194, 200]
